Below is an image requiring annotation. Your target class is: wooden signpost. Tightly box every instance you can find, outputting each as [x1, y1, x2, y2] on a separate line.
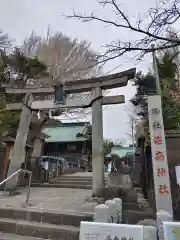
[5, 68, 136, 195]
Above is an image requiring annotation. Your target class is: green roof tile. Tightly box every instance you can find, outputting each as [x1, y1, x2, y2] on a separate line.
[43, 123, 88, 143]
[110, 147, 133, 158]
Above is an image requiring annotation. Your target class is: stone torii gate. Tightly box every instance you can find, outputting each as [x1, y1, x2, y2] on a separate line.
[5, 68, 136, 196]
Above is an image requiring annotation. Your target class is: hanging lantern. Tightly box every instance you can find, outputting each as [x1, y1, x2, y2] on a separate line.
[54, 84, 66, 105]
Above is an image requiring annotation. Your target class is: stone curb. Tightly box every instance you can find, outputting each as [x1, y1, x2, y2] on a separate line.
[0, 207, 93, 227]
[0, 218, 79, 240]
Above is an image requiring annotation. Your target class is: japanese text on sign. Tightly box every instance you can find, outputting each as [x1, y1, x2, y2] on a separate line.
[148, 95, 173, 215]
[154, 136, 163, 145]
[85, 233, 99, 240]
[153, 121, 162, 129]
[105, 236, 134, 240]
[157, 168, 167, 177]
[156, 151, 164, 160]
[159, 184, 169, 194]
[152, 108, 160, 115]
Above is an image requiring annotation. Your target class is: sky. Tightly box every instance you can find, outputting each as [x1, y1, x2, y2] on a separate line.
[0, 0, 157, 142]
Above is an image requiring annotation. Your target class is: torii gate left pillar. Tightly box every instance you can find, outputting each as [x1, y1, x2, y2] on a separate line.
[5, 93, 34, 190]
[5, 68, 136, 196]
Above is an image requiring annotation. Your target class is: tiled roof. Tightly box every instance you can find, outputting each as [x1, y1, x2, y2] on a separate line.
[111, 147, 133, 157]
[43, 122, 89, 143]
[106, 146, 133, 158]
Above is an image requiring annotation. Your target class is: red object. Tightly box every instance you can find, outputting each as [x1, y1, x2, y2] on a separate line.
[159, 184, 169, 194]
[157, 168, 167, 177]
[156, 151, 164, 160]
[154, 136, 163, 145]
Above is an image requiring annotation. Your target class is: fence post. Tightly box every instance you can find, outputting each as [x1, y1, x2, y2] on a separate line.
[113, 198, 122, 223]
[105, 199, 117, 223]
[94, 204, 109, 223]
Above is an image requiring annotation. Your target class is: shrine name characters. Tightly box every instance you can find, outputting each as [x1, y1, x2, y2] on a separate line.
[157, 168, 166, 177]
[86, 234, 134, 240]
[151, 107, 169, 195]
[159, 184, 169, 194]
[105, 236, 134, 240]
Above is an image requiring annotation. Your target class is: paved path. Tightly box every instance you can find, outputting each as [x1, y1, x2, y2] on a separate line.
[65, 172, 108, 177]
[0, 232, 46, 240]
[0, 187, 97, 213]
[64, 172, 93, 177]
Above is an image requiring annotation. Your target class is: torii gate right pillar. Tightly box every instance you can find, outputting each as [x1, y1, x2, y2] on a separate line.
[92, 87, 104, 196]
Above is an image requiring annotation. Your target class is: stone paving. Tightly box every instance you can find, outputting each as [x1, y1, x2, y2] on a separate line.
[0, 187, 97, 214]
[64, 172, 93, 177]
[0, 232, 46, 240]
[64, 172, 108, 177]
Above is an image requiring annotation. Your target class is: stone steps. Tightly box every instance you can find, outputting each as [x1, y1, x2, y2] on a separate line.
[0, 208, 93, 240]
[0, 232, 46, 240]
[122, 209, 155, 224]
[53, 179, 93, 183]
[0, 218, 79, 240]
[0, 208, 93, 226]
[32, 175, 107, 190]
[57, 176, 93, 180]
[32, 183, 92, 189]
[121, 187, 156, 224]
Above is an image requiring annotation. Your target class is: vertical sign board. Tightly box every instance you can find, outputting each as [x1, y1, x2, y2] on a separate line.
[163, 221, 180, 240]
[148, 95, 173, 216]
[80, 221, 143, 240]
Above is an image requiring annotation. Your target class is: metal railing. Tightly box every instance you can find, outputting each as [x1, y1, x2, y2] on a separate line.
[0, 169, 32, 205]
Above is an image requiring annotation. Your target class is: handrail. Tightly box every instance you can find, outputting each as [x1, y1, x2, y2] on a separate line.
[0, 168, 32, 206]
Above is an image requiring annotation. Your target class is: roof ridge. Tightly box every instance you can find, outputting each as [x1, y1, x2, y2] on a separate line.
[44, 121, 90, 128]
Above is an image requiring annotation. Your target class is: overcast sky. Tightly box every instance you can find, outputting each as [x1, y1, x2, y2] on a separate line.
[0, 0, 157, 142]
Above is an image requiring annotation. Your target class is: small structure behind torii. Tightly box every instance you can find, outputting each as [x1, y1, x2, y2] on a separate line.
[4, 68, 136, 196]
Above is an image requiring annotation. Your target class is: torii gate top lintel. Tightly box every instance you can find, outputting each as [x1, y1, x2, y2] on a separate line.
[5, 67, 136, 95]
[64, 67, 136, 91]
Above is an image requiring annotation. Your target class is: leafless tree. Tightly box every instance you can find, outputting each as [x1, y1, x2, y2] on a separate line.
[20, 28, 104, 115]
[65, 0, 180, 65]
[21, 28, 101, 87]
[0, 29, 10, 50]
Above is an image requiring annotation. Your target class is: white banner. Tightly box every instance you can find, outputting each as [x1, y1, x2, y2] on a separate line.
[148, 95, 173, 215]
[80, 221, 143, 240]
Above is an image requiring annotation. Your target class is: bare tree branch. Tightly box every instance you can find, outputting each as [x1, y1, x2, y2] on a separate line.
[21, 29, 102, 86]
[20, 28, 105, 115]
[0, 29, 10, 50]
[64, 0, 180, 64]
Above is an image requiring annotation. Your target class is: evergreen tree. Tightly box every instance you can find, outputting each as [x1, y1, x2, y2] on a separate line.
[131, 49, 180, 130]
[0, 47, 49, 135]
